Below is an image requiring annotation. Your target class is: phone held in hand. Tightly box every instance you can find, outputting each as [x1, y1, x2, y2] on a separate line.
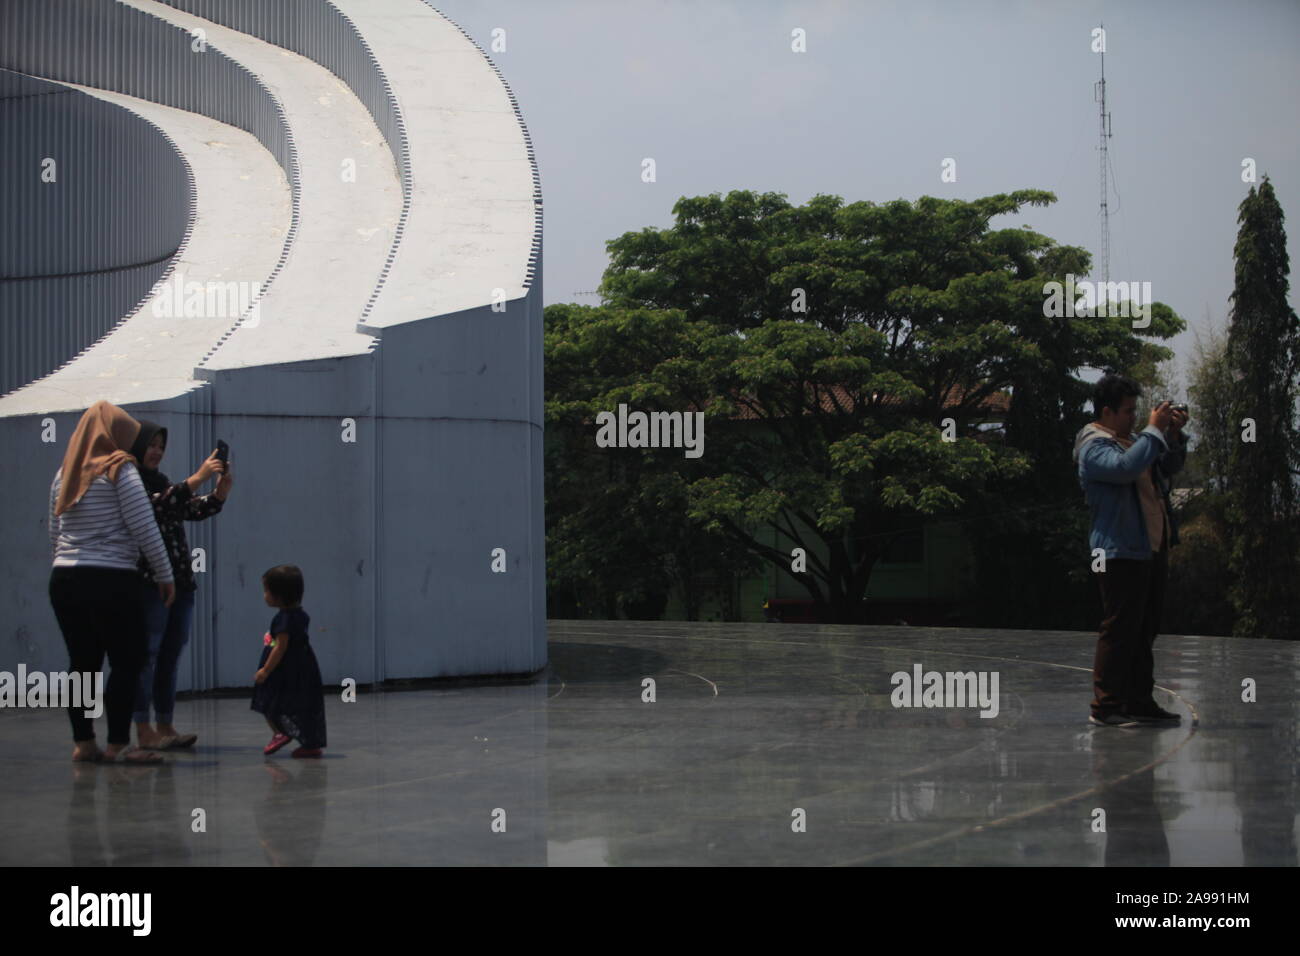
[215, 439, 229, 473]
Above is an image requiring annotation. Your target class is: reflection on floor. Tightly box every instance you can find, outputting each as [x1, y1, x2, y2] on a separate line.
[1, 621, 1295, 865]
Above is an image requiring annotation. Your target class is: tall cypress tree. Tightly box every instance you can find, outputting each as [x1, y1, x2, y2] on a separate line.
[1225, 176, 1300, 639]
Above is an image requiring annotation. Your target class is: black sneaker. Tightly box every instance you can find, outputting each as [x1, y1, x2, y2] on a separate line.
[1127, 703, 1181, 724]
[1089, 712, 1140, 727]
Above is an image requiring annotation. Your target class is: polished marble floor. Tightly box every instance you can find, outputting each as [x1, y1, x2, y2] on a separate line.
[1, 621, 1296, 865]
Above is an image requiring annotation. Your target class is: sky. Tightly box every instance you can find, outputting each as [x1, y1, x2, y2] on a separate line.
[430, 0, 1300, 394]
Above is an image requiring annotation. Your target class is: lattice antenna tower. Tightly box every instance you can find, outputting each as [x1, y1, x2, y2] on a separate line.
[1094, 24, 1113, 288]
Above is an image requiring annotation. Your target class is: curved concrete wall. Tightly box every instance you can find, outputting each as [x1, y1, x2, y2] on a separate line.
[0, 0, 299, 394]
[159, 0, 406, 180]
[0, 69, 191, 396]
[157, 0, 412, 325]
[0, 0, 296, 185]
[0, 0, 545, 691]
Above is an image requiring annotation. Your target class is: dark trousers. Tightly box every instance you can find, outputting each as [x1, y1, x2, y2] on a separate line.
[48, 566, 147, 745]
[1092, 546, 1168, 716]
[134, 584, 196, 724]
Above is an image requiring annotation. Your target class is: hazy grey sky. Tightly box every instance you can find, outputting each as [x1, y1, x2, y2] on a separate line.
[431, 0, 1300, 390]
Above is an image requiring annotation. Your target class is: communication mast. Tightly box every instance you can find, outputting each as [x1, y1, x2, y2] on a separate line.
[1094, 24, 1113, 288]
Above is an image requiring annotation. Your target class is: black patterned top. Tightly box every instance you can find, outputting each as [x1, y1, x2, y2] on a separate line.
[136, 474, 224, 592]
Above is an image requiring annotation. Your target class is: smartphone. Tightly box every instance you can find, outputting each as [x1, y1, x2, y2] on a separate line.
[215, 439, 229, 473]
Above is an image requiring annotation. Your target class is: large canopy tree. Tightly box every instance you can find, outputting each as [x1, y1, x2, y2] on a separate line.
[547, 189, 1183, 623]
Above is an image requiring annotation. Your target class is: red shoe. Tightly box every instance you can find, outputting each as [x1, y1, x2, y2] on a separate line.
[264, 733, 292, 755]
[291, 747, 322, 759]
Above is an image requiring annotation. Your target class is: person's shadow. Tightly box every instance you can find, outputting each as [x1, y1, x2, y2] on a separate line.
[68, 761, 192, 866]
[253, 761, 328, 866]
[1091, 730, 1171, 866]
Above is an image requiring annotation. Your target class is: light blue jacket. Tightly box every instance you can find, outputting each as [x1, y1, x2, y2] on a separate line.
[1072, 423, 1187, 561]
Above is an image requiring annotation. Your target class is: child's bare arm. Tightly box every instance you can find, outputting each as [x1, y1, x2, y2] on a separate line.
[264, 633, 291, 671]
[255, 633, 292, 682]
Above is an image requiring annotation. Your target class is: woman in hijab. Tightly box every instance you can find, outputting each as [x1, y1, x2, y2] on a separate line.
[48, 401, 175, 763]
[127, 422, 232, 750]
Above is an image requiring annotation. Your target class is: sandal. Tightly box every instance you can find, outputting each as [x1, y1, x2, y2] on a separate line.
[171, 733, 198, 748]
[72, 749, 104, 763]
[141, 735, 181, 751]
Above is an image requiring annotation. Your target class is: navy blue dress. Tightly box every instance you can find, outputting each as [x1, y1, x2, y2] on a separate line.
[250, 607, 326, 749]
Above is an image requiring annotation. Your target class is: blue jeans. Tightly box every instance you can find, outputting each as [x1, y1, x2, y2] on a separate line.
[133, 585, 196, 724]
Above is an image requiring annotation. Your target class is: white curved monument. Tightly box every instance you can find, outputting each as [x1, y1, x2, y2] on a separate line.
[0, 0, 546, 688]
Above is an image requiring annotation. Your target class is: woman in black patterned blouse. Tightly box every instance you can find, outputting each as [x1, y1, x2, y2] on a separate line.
[129, 422, 233, 750]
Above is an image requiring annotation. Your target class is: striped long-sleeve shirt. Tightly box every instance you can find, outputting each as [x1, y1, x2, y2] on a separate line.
[48, 462, 174, 582]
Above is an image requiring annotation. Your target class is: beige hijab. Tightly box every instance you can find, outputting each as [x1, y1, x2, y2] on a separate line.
[54, 401, 143, 516]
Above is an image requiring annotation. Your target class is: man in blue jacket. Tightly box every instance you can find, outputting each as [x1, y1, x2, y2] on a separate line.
[1072, 373, 1189, 727]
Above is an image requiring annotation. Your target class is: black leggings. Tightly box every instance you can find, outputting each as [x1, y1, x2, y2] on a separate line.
[48, 566, 147, 745]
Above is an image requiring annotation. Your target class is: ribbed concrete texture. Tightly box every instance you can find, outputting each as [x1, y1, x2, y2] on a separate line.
[0, 624, 1294, 866]
[0, 0, 545, 686]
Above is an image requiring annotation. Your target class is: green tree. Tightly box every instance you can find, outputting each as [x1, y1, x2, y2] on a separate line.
[1184, 314, 1234, 493]
[544, 305, 762, 620]
[560, 189, 1185, 623]
[1125, 344, 1178, 420]
[1224, 176, 1300, 639]
[1163, 313, 1237, 636]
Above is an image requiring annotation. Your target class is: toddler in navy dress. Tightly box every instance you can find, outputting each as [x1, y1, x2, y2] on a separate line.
[251, 564, 326, 757]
